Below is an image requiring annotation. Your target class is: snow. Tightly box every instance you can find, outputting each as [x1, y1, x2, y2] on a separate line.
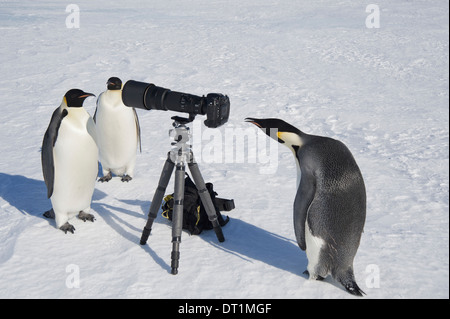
[0, 0, 448, 299]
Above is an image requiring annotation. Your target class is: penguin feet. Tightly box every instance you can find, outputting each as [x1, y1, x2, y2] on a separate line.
[60, 222, 75, 234]
[121, 174, 132, 182]
[98, 172, 112, 182]
[303, 270, 325, 281]
[78, 211, 95, 222]
[43, 209, 55, 219]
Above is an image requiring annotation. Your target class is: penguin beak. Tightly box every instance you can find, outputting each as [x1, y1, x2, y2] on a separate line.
[79, 92, 96, 99]
[245, 117, 284, 143]
[245, 117, 289, 144]
[245, 117, 263, 128]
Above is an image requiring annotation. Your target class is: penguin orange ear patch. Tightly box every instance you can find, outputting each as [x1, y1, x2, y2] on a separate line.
[277, 131, 303, 147]
[277, 131, 288, 142]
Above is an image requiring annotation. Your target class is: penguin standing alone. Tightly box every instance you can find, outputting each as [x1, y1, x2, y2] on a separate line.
[94, 77, 141, 182]
[246, 118, 367, 296]
[42, 89, 98, 233]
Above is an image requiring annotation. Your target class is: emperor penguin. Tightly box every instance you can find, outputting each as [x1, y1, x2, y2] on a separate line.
[93, 77, 141, 182]
[41, 89, 98, 234]
[246, 118, 367, 296]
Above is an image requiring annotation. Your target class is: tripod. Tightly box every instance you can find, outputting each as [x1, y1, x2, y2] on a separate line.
[139, 116, 225, 275]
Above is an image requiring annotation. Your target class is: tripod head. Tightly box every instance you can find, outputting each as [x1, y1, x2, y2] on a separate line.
[171, 114, 196, 126]
[169, 116, 193, 164]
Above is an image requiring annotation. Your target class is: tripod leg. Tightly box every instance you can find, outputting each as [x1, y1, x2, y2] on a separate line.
[171, 163, 186, 275]
[188, 160, 225, 243]
[140, 154, 175, 245]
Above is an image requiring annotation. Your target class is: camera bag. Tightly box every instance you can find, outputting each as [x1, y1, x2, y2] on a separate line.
[161, 174, 233, 235]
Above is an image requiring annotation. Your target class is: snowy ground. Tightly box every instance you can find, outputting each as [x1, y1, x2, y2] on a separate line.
[0, 0, 448, 299]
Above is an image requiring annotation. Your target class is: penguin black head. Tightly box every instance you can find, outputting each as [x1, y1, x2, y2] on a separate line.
[245, 117, 303, 146]
[64, 89, 96, 108]
[107, 77, 122, 90]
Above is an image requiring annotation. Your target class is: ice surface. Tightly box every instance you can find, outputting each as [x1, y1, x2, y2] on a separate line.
[0, 0, 448, 298]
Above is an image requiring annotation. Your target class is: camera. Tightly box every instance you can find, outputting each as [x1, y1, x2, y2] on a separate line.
[122, 80, 230, 128]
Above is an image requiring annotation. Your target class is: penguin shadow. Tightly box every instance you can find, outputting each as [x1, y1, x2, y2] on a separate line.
[0, 173, 51, 219]
[0, 173, 169, 271]
[0, 172, 113, 227]
[97, 162, 104, 178]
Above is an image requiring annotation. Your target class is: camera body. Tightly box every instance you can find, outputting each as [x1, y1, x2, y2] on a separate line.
[122, 80, 230, 128]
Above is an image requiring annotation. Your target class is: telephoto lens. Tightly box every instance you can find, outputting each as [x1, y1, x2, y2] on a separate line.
[121, 80, 151, 110]
[122, 80, 203, 113]
[122, 80, 230, 128]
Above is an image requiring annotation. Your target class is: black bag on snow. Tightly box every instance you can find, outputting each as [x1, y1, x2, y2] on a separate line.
[161, 174, 233, 235]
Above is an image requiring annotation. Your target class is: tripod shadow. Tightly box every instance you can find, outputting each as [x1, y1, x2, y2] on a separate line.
[93, 198, 172, 273]
[117, 197, 307, 276]
[203, 217, 307, 276]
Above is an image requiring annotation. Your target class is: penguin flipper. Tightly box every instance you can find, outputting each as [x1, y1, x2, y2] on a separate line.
[133, 108, 142, 153]
[293, 170, 316, 251]
[93, 102, 97, 123]
[41, 108, 68, 198]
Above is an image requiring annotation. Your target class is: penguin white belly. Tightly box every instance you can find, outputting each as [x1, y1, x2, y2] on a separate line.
[295, 158, 301, 190]
[305, 220, 326, 278]
[96, 100, 137, 176]
[51, 112, 98, 227]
